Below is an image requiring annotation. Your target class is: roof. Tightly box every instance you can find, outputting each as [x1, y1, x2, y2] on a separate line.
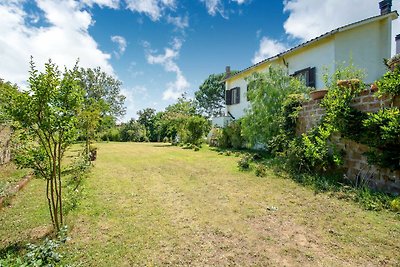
[225, 11, 399, 82]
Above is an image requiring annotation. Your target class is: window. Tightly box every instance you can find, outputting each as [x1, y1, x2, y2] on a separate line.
[293, 67, 316, 88]
[225, 87, 240, 105]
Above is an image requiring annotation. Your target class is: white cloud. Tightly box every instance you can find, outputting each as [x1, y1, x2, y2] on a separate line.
[201, 0, 227, 18]
[0, 0, 113, 86]
[145, 38, 190, 100]
[80, 0, 120, 8]
[111, 35, 127, 58]
[252, 37, 287, 64]
[283, 0, 400, 55]
[125, 0, 176, 21]
[201, 0, 250, 18]
[166, 14, 189, 30]
[232, 0, 250, 4]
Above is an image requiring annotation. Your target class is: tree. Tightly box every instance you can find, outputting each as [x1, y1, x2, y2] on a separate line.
[184, 116, 210, 145]
[159, 95, 197, 141]
[77, 67, 126, 154]
[137, 108, 157, 141]
[120, 119, 147, 142]
[0, 59, 84, 231]
[195, 72, 236, 118]
[242, 66, 310, 146]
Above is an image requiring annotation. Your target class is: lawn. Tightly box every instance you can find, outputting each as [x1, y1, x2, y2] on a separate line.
[1, 142, 399, 266]
[0, 163, 30, 198]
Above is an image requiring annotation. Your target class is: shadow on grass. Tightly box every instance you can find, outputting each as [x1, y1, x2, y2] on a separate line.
[152, 143, 173, 148]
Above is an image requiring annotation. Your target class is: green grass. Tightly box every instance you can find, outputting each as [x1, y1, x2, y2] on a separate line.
[1, 142, 400, 266]
[0, 163, 30, 198]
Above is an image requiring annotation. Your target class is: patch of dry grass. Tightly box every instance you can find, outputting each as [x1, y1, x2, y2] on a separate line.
[1, 142, 400, 266]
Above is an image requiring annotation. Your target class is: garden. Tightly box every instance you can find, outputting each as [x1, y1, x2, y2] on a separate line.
[0, 57, 399, 265]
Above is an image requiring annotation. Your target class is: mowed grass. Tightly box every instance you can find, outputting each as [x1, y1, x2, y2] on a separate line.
[1, 142, 400, 266]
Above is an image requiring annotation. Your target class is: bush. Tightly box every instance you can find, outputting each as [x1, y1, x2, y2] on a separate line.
[238, 154, 252, 170]
[218, 120, 245, 149]
[255, 164, 267, 177]
[184, 116, 210, 145]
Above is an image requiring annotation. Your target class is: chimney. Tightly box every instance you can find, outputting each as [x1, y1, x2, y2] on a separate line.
[379, 0, 392, 15]
[225, 66, 231, 78]
[396, 34, 400, 54]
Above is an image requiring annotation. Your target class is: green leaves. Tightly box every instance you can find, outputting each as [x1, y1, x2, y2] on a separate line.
[242, 66, 310, 146]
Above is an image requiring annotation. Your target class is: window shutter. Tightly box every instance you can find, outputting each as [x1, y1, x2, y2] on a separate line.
[236, 87, 240, 104]
[225, 89, 232, 105]
[308, 67, 316, 88]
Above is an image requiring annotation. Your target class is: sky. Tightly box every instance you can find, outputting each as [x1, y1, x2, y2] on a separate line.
[0, 0, 399, 121]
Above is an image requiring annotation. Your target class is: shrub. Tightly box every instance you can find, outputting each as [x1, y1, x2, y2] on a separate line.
[376, 66, 400, 98]
[218, 120, 245, 149]
[238, 154, 252, 170]
[184, 116, 210, 145]
[255, 164, 267, 177]
[391, 197, 400, 212]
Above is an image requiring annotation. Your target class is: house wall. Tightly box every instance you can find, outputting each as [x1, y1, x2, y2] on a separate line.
[297, 90, 400, 194]
[224, 15, 394, 121]
[286, 37, 335, 89]
[334, 18, 392, 84]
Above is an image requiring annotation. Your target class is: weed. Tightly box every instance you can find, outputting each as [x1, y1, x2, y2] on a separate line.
[238, 154, 252, 170]
[255, 164, 267, 177]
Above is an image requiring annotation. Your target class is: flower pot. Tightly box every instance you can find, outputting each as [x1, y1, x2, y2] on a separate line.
[337, 79, 361, 90]
[310, 89, 328, 100]
[370, 83, 378, 92]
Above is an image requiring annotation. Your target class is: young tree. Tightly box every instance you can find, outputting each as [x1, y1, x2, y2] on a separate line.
[137, 108, 157, 141]
[195, 73, 227, 118]
[77, 67, 126, 154]
[242, 66, 310, 146]
[0, 59, 84, 231]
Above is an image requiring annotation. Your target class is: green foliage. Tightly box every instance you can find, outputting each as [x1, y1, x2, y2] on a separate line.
[242, 66, 310, 146]
[217, 120, 245, 149]
[64, 152, 90, 214]
[0, 226, 69, 267]
[137, 108, 157, 141]
[77, 67, 125, 156]
[1, 59, 84, 231]
[267, 94, 305, 155]
[183, 116, 210, 145]
[120, 119, 147, 142]
[255, 164, 267, 177]
[237, 154, 252, 170]
[376, 65, 400, 98]
[195, 73, 227, 117]
[362, 108, 400, 170]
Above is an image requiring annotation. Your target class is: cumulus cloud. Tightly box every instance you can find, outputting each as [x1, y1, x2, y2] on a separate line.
[111, 35, 127, 58]
[252, 37, 287, 64]
[283, 0, 400, 55]
[145, 38, 190, 101]
[0, 0, 113, 86]
[125, 0, 176, 21]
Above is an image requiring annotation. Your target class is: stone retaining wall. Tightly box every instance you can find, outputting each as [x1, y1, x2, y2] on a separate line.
[0, 125, 12, 165]
[297, 89, 400, 194]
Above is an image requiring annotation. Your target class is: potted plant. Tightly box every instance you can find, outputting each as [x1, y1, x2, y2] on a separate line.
[337, 78, 361, 90]
[310, 89, 328, 100]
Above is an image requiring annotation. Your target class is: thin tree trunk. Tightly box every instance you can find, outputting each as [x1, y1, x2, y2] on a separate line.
[46, 179, 55, 228]
[58, 140, 63, 225]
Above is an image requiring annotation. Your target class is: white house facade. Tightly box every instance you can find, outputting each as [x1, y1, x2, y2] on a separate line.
[213, 0, 398, 126]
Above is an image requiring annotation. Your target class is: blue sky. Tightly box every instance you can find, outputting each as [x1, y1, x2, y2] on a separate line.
[0, 0, 399, 121]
